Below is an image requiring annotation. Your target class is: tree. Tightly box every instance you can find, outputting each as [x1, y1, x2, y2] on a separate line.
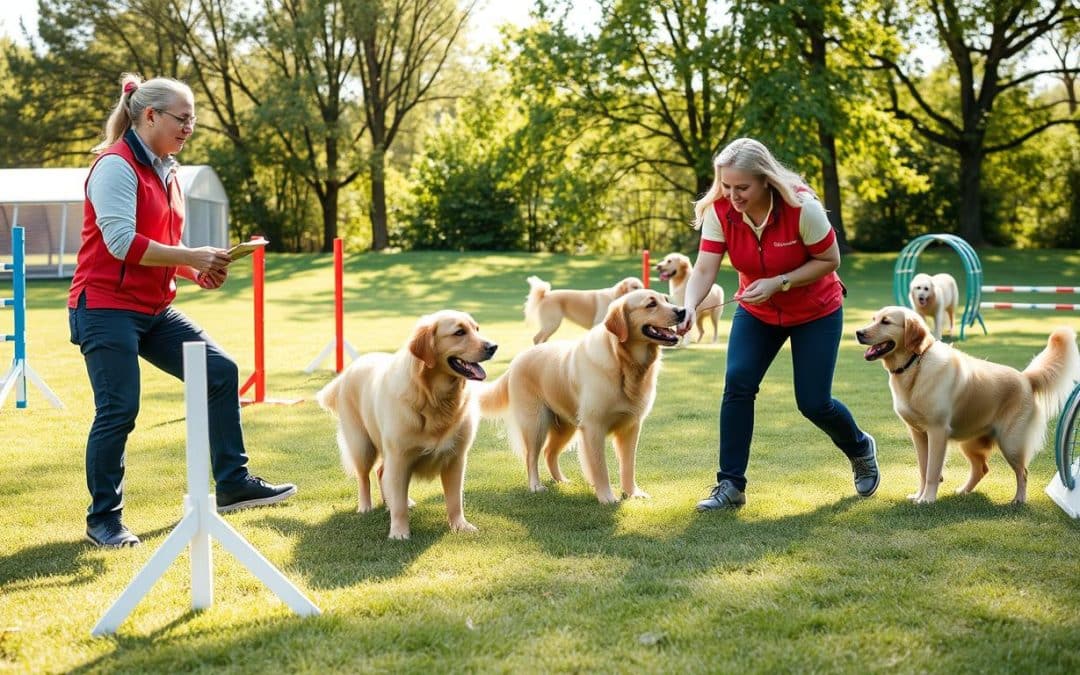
[867, 0, 1080, 245]
[351, 0, 476, 250]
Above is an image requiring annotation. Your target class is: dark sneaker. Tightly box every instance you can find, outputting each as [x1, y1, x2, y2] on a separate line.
[216, 476, 297, 513]
[86, 519, 141, 548]
[851, 434, 880, 497]
[696, 479, 746, 511]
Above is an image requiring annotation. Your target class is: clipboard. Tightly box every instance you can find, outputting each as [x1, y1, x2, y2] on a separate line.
[226, 238, 269, 260]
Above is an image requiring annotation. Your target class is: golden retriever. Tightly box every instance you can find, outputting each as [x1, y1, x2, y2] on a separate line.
[908, 272, 959, 340]
[856, 306, 1078, 504]
[655, 252, 725, 346]
[316, 311, 497, 539]
[524, 275, 644, 344]
[481, 289, 685, 503]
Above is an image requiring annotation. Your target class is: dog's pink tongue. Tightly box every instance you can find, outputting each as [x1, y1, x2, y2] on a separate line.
[464, 362, 487, 381]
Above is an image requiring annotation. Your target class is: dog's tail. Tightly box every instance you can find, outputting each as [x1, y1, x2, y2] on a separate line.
[1024, 326, 1080, 423]
[315, 372, 343, 415]
[477, 373, 510, 417]
[524, 275, 550, 325]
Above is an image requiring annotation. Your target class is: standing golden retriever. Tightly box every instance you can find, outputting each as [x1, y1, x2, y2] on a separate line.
[655, 252, 725, 346]
[856, 306, 1078, 504]
[316, 311, 497, 539]
[524, 275, 644, 344]
[481, 289, 685, 503]
[908, 272, 959, 340]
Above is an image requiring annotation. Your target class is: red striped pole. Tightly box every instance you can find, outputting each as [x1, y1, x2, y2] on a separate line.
[981, 302, 1080, 311]
[334, 238, 344, 373]
[642, 249, 650, 289]
[982, 286, 1080, 294]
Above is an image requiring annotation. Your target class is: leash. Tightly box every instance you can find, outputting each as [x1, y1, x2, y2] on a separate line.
[693, 295, 741, 313]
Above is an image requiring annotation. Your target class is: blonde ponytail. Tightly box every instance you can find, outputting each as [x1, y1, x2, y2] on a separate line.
[91, 72, 193, 154]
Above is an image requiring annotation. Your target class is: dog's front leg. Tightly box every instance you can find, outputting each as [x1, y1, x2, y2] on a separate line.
[613, 423, 649, 499]
[441, 453, 478, 533]
[916, 427, 949, 503]
[907, 426, 929, 501]
[381, 455, 413, 540]
[579, 426, 617, 503]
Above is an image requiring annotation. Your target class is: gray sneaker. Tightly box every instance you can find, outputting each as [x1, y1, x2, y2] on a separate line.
[851, 434, 880, 497]
[696, 479, 746, 511]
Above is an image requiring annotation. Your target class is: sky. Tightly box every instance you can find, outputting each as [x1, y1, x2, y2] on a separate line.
[0, 0, 538, 46]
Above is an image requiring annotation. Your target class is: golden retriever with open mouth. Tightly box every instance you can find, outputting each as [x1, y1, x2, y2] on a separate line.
[316, 311, 497, 539]
[856, 306, 1078, 504]
[655, 252, 725, 346]
[524, 275, 644, 344]
[481, 289, 685, 503]
[908, 272, 959, 340]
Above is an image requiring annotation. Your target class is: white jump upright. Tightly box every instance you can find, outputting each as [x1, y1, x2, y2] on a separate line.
[1, 226, 62, 409]
[92, 341, 320, 636]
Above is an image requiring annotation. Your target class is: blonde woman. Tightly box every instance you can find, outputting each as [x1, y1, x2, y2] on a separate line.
[679, 138, 879, 510]
[68, 73, 295, 547]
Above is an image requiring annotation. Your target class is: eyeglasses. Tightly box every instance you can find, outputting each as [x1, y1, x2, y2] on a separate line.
[155, 109, 197, 128]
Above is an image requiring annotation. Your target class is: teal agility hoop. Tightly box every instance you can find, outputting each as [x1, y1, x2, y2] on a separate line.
[1055, 384, 1080, 491]
[893, 234, 986, 341]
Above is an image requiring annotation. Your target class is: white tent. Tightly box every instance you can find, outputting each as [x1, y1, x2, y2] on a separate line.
[0, 165, 229, 278]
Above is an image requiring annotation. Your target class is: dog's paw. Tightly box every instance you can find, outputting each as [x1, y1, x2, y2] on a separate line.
[450, 520, 478, 533]
[388, 529, 411, 540]
[596, 491, 619, 504]
[529, 482, 548, 493]
[623, 487, 651, 499]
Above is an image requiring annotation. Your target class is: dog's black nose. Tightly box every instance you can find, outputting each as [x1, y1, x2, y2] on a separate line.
[675, 307, 687, 322]
[855, 329, 866, 341]
[484, 342, 498, 358]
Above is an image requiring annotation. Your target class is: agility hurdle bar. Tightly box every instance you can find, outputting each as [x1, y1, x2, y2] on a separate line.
[1, 226, 62, 409]
[980, 285, 1080, 312]
[237, 240, 301, 405]
[893, 233, 986, 340]
[642, 249, 650, 289]
[304, 237, 358, 373]
[92, 341, 320, 636]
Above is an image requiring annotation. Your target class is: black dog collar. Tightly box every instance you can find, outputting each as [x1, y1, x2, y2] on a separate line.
[890, 351, 921, 374]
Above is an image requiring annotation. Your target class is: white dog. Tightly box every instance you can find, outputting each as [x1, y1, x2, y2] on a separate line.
[909, 272, 959, 340]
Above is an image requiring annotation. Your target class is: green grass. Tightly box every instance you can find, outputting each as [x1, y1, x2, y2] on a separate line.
[2, 248, 1080, 673]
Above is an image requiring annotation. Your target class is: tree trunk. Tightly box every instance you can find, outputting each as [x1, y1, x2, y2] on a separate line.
[321, 182, 340, 253]
[957, 147, 985, 246]
[369, 146, 389, 251]
[816, 127, 850, 252]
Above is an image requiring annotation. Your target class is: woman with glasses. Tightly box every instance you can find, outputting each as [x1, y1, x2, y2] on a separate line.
[679, 138, 879, 511]
[68, 73, 296, 548]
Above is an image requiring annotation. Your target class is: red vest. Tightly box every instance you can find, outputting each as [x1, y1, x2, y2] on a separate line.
[701, 191, 844, 326]
[68, 131, 184, 314]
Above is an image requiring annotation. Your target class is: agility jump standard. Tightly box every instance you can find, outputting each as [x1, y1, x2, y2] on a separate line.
[641, 249, 650, 289]
[92, 341, 320, 636]
[0, 226, 62, 409]
[305, 237, 358, 374]
[237, 241, 300, 405]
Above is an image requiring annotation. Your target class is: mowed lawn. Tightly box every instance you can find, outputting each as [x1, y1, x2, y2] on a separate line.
[1, 248, 1079, 673]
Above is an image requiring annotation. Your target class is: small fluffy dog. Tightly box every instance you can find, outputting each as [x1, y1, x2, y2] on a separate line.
[316, 311, 497, 539]
[481, 289, 685, 503]
[655, 252, 724, 346]
[856, 306, 1078, 504]
[908, 272, 959, 340]
[524, 275, 644, 344]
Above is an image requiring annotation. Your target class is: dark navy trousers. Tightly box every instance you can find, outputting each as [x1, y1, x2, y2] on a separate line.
[69, 294, 250, 526]
[717, 305, 872, 491]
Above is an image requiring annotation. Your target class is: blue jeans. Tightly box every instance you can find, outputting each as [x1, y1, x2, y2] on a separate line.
[717, 305, 871, 492]
[69, 293, 250, 526]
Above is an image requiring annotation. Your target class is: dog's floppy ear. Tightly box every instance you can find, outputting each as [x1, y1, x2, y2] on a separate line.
[408, 321, 438, 368]
[904, 313, 933, 353]
[604, 299, 630, 343]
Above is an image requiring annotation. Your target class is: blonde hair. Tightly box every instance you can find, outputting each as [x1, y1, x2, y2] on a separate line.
[92, 72, 193, 154]
[692, 138, 815, 229]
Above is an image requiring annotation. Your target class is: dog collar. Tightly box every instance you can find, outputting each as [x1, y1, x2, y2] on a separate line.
[891, 351, 921, 374]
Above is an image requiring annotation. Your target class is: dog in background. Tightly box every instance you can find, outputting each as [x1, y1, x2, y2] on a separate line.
[524, 275, 644, 344]
[655, 252, 724, 346]
[908, 272, 959, 340]
[481, 289, 685, 503]
[856, 306, 1078, 504]
[316, 310, 497, 539]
